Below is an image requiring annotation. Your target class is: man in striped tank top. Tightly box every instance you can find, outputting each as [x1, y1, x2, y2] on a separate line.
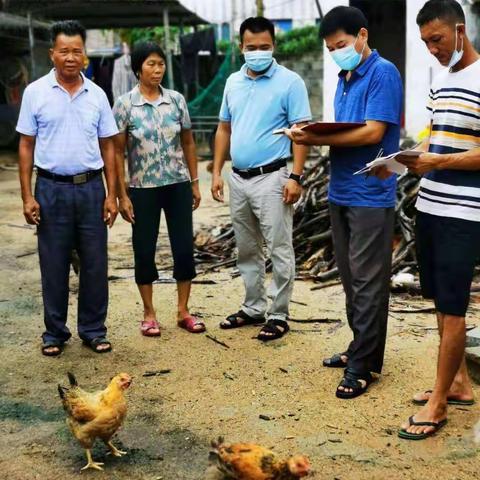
[396, 0, 480, 440]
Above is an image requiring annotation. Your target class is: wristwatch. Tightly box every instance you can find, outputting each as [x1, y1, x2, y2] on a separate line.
[289, 173, 304, 185]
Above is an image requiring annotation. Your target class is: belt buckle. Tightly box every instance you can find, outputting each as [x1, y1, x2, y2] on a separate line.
[73, 173, 88, 184]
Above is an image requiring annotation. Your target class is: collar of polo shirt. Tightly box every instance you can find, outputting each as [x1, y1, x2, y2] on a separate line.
[130, 84, 172, 107]
[48, 68, 88, 91]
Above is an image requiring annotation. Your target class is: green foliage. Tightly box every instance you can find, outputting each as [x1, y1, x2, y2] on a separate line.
[117, 26, 180, 46]
[120, 25, 320, 58]
[216, 39, 231, 54]
[275, 25, 321, 57]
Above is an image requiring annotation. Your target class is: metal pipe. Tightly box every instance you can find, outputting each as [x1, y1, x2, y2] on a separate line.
[27, 11, 36, 80]
[315, 0, 323, 21]
[163, 7, 174, 90]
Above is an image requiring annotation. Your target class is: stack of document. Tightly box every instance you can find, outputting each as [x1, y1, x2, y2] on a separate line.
[353, 150, 423, 176]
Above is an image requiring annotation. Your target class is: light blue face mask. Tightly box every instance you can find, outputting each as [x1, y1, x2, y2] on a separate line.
[243, 50, 274, 72]
[330, 36, 365, 71]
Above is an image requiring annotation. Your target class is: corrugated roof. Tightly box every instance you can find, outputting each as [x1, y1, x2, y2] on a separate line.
[1, 0, 208, 28]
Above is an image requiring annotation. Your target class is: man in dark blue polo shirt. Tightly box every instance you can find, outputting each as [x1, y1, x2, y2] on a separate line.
[289, 6, 403, 398]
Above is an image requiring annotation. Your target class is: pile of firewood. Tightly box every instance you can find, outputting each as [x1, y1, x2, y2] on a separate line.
[194, 155, 426, 284]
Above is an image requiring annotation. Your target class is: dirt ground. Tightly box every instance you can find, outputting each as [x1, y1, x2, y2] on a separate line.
[0, 151, 479, 480]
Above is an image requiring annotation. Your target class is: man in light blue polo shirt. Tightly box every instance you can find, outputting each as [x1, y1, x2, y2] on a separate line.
[17, 20, 119, 356]
[211, 16, 311, 341]
[289, 6, 403, 398]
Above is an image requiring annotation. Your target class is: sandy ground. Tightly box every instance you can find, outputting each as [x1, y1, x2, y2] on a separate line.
[0, 151, 479, 480]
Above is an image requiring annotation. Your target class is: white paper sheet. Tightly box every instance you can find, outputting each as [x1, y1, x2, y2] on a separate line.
[353, 150, 423, 176]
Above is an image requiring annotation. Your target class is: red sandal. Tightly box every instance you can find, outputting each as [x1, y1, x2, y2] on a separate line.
[177, 315, 206, 333]
[140, 319, 161, 337]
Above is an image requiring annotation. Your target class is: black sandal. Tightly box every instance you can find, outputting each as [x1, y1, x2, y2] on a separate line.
[336, 369, 373, 399]
[323, 352, 348, 368]
[398, 416, 448, 440]
[257, 319, 289, 341]
[220, 310, 264, 329]
[82, 337, 112, 353]
[41, 341, 64, 357]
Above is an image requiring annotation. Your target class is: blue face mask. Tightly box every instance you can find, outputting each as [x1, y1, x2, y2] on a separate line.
[243, 50, 274, 72]
[330, 36, 365, 71]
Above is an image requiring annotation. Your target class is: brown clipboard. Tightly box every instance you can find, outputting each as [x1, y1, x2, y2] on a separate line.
[273, 121, 366, 135]
[301, 121, 366, 134]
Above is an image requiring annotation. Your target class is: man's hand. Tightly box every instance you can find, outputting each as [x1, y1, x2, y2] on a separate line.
[283, 179, 302, 204]
[118, 195, 135, 224]
[396, 152, 438, 176]
[103, 195, 118, 228]
[211, 174, 224, 202]
[192, 182, 201, 210]
[285, 126, 317, 146]
[23, 196, 40, 225]
[370, 165, 394, 180]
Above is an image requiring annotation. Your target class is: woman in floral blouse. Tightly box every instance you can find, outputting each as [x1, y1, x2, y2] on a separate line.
[113, 41, 205, 336]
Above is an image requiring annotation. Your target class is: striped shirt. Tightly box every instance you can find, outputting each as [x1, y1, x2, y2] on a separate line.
[416, 59, 480, 222]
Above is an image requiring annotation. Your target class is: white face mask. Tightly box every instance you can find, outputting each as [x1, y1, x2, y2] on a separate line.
[447, 23, 464, 70]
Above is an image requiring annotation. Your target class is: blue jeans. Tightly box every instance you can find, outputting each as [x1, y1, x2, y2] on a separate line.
[35, 175, 108, 344]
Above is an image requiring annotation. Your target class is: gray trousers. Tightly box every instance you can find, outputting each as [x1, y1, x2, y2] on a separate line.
[229, 167, 295, 321]
[329, 203, 395, 374]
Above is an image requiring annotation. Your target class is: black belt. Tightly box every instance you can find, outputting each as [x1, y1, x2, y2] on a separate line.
[37, 167, 103, 184]
[232, 158, 288, 179]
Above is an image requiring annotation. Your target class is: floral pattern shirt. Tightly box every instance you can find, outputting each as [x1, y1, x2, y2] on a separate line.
[113, 85, 192, 188]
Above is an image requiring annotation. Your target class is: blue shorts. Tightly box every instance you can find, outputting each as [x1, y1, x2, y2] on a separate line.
[416, 211, 480, 317]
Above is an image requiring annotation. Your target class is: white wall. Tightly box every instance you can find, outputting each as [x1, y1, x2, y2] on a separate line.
[405, 0, 443, 138]
[321, 0, 349, 121]
[405, 0, 480, 138]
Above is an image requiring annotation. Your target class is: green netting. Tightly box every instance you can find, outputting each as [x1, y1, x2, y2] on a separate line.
[187, 46, 242, 117]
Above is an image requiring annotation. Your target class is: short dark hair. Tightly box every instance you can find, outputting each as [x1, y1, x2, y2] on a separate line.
[239, 16, 275, 43]
[319, 6, 368, 39]
[416, 0, 465, 27]
[51, 20, 86, 45]
[131, 41, 166, 79]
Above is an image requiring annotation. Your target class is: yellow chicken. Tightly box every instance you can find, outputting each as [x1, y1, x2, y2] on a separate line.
[58, 372, 132, 471]
[209, 437, 311, 479]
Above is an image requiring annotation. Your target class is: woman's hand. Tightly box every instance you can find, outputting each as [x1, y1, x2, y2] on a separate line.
[192, 182, 201, 210]
[119, 195, 135, 224]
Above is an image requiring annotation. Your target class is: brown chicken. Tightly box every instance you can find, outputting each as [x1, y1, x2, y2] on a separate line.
[58, 372, 132, 471]
[209, 437, 311, 479]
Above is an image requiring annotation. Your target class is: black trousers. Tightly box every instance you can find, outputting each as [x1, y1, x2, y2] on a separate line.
[329, 203, 395, 374]
[130, 181, 196, 285]
[416, 211, 480, 317]
[36, 175, 108, 344]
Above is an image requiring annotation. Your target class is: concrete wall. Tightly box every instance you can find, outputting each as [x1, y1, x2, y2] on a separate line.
[278, 50, 323, 119]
